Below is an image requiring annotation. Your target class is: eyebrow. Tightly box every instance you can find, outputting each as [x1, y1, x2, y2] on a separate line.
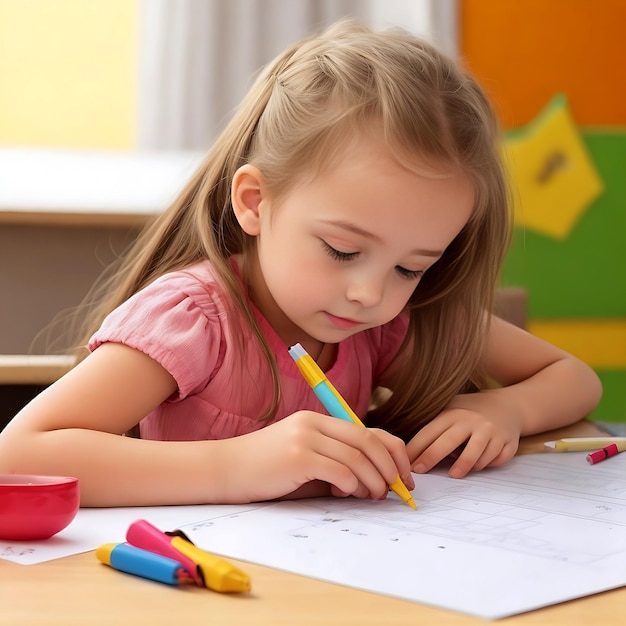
[319, 219, 444, 258]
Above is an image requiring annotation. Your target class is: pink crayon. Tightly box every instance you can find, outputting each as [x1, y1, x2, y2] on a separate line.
[586, 443, 621, 465]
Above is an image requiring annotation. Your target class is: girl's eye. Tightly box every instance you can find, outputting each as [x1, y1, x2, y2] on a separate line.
[395, 266, 423, 281]
[321, 240, 422, 280]
[322, 241, 358, 262]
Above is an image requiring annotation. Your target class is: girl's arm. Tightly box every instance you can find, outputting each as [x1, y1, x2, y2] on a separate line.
[0, 343, 412, 506]
[478, 316, 602, 435]
[407, 316, 603, 478]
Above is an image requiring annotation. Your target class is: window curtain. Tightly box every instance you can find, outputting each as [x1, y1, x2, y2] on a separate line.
[137, 0, 457, 150]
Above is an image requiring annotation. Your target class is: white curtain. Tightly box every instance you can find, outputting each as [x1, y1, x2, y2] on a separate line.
[138, 0, 457, 150]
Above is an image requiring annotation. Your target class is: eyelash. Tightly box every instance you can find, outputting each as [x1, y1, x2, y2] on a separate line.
[395, 267, 423, 281]
[322, 241, 358, 262]
[321, 241, 423, 281]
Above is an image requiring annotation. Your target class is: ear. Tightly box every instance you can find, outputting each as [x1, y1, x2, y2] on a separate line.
[232, 165, 266, 236]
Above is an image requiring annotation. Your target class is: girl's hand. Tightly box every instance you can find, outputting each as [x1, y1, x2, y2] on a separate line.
[406, 391, 522, 479]
[223, 411, 414, 503]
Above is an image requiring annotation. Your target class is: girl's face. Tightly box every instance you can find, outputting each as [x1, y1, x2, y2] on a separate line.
[236, 136, 474, 351]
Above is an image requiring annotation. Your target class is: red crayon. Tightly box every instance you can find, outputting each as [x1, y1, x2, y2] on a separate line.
[586, 443, 621, 465]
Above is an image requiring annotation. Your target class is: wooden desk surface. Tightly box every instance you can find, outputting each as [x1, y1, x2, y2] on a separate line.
[2, 420, 624, 626]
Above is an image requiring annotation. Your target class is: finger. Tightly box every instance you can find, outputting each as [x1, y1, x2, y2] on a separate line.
[306, 434, 390, 500]
[329, 485, 352, 498]
[448, 437, 496, 478]
[296, 414, 408, 498]
[315, 421, 400, 498]
[448, 432, 521, 477]
[411, 426, 471, 474]
[299, 447, 361, 496]
[281, 413, 392, 499]
[406, 419, 452, 462]
[483, 441, 518, 469]
[368, 428, 414, 489]
[331, 481, 372, 500]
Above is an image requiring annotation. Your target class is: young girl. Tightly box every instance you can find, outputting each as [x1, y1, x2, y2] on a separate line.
[0, 20, 601, 507]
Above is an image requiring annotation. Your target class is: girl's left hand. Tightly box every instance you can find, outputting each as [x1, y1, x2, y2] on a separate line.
[406, 391, 522, 479]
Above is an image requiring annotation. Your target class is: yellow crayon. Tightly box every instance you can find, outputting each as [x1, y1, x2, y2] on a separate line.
[171, 536, 251, 593]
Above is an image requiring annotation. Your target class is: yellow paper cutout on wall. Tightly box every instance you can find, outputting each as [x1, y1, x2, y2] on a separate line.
[503, 95, 604, 239]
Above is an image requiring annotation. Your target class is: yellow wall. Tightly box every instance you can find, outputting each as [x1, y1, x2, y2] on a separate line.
[0, 0, 137, 149]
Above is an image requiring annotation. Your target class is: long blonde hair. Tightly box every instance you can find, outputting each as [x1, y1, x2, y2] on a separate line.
[75, 20, 511, 440]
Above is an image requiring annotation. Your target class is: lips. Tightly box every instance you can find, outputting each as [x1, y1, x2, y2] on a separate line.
[324, 312, 361, 330]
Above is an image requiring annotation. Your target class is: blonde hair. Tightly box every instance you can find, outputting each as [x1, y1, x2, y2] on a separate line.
[75, 19, 511, 440]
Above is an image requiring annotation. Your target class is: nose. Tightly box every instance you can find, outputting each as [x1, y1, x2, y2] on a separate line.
[345, 271, 385, 307]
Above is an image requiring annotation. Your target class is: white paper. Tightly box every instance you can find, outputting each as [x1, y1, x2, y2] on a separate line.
[3, 453, 625, 619]
[0, 505, 252, 565]
[176, 453, 626, 618]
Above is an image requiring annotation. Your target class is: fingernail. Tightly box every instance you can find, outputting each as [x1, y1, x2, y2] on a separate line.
[412, 463, 426, 474]
[404, 475, 415, 490]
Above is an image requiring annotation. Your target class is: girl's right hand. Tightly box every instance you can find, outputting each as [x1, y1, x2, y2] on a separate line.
[222, 411, 414, 503]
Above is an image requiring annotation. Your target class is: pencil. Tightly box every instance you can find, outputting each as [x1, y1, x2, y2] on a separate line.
[288, 343, 416, 510]
[543, 437, 626, 452]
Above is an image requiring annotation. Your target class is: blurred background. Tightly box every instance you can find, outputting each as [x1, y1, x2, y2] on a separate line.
[0, 0, 624, 428]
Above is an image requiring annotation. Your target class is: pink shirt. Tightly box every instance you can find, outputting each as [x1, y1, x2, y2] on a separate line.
[89, 261, 409, 441]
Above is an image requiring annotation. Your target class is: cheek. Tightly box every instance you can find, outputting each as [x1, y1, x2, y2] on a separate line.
[259, 239, 315, 295]
[264, 229, 320, 280]
[384, 281, 418, 317]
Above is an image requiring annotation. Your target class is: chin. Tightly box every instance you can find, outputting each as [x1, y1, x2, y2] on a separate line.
[321, 326, 367, 343]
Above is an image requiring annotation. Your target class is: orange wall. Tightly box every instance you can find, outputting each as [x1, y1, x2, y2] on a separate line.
[460, 0, 626, 128]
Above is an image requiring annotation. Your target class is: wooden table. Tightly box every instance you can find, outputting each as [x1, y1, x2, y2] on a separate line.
[3, 421, 623, 625]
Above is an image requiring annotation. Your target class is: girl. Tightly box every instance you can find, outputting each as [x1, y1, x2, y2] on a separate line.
[0, 20, 601, 507]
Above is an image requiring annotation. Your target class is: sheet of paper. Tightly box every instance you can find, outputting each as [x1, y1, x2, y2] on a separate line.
[179, 453, 626, 619]
[0, 505, 254, 565]
[2, 453, 625, 619]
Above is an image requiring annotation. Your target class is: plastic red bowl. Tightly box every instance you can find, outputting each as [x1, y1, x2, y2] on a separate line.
[0, 475, 80, 541]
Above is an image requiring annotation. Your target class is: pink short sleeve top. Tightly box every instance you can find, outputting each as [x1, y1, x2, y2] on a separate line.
[89, 261, 409, 441]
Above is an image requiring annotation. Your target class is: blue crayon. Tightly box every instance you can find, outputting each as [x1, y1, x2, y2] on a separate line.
[96, 542, 193, 586]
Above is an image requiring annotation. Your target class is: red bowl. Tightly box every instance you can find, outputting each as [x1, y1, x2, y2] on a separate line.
[0, 475, 80, 541]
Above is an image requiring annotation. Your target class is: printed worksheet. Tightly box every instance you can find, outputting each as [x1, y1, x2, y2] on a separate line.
[2, 452, 625, 618]
[179, 452, 626, 619]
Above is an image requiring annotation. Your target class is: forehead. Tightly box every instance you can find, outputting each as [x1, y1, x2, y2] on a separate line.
[278, 136, 475, 251]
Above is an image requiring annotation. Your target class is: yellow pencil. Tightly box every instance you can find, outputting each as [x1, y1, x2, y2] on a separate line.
[288, 343, 417, 510]
[544, 437, 626, 452]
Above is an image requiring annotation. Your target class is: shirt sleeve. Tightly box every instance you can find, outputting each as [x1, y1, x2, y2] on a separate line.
[88, 271, 225, 400]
